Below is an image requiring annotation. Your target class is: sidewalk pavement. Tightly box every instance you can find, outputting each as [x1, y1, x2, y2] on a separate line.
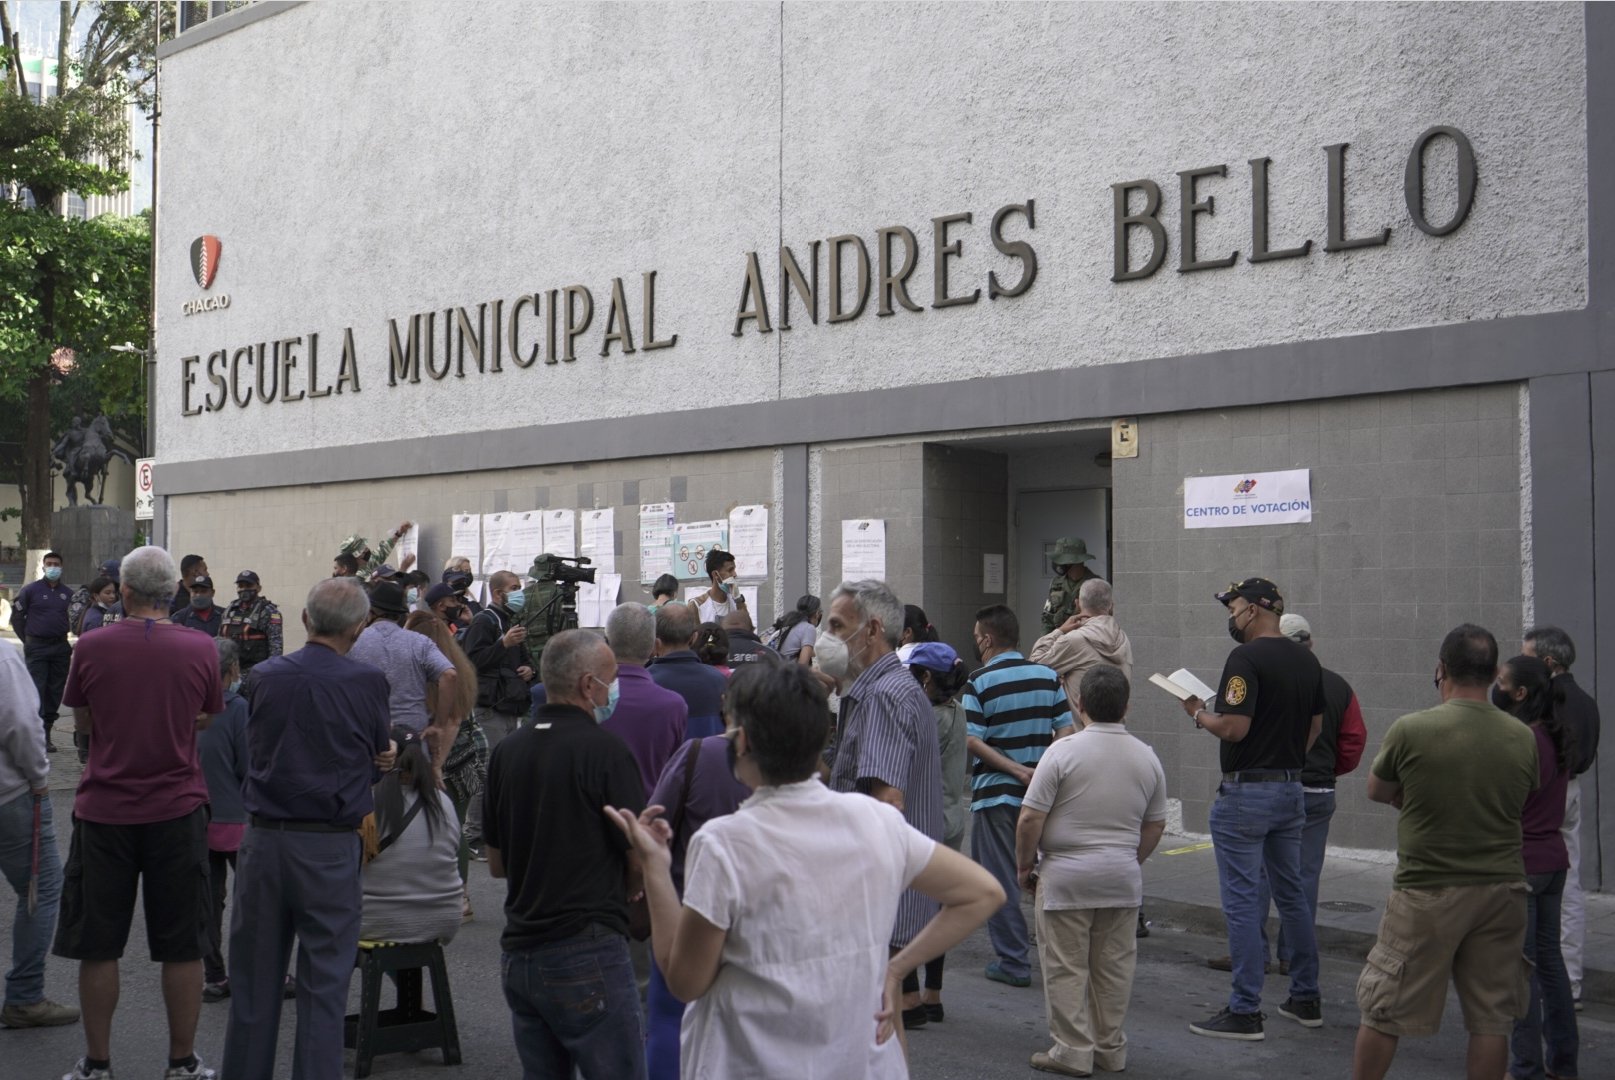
[1143, 829, 1615, 1005]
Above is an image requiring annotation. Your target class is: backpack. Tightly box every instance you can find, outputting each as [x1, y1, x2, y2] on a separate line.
[68, 587, 93, 635]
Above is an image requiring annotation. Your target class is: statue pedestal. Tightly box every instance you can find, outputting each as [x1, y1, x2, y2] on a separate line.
[51, 506, 136, 587]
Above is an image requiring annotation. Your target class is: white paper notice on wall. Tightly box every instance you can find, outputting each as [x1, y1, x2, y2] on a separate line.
[451, 514, 482, 576]
[510, 511, 545, 573]
[394, 523, 420, 570]
[575, 573, 623, 628]
[842, 519, 887, 579]
[728, 504, 769, 579]
[983, 553, 1005, 593]
[580, 508, 616, 574]
[1183, 469, 1313, 529]
[542, 509, 577, 558]
[639, 503, 675, 584]
[482, 512, 515, 574]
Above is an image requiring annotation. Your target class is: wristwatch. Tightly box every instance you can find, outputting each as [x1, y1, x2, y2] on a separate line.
[1192, 708, 1206, 729]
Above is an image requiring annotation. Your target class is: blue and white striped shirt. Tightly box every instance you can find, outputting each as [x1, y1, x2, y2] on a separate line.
[963, 652, 1073, 811]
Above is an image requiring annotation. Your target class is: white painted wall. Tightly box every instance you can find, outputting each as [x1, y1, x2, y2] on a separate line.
[155, 1, 1587, 464]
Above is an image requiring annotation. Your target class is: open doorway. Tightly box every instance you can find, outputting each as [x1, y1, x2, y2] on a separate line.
[923, 424, 1114, 644]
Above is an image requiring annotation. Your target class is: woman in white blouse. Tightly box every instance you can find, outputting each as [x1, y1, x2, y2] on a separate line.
[608, 663, 1003, 1078]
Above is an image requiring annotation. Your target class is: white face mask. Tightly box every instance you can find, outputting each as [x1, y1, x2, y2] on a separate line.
[815, 623, 861, 679]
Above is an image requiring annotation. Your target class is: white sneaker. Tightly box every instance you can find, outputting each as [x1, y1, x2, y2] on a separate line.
[63, 1060, 114, 1080]
[162, 1056, 215, 1080]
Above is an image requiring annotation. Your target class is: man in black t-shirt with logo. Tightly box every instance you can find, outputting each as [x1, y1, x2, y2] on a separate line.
[1179, 577, 1325, 1043]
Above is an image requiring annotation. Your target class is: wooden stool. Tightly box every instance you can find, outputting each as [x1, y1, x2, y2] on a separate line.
[343, 940, 462, 1078]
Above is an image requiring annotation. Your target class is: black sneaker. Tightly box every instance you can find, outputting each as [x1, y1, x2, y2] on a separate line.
[1136, 910, 1149, 938]
[1189, 1007, 1265, 1041]
[1277, 997, 1322, 1028]
[201, 980, 229, 1003]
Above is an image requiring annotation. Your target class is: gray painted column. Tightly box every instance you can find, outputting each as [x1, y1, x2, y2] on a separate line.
[781, 444, 808, 606]
[1528, 372, 1599, 889]
[1588, 369, 1613, 890]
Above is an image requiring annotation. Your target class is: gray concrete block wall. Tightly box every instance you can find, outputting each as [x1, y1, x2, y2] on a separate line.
[923, 444, 1010, 652]
[815, 443, 925, 615]
[169, 447, 775, 651]
[1113, 384, 1522, 851]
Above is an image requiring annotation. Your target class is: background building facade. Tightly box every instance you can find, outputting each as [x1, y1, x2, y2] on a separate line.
[152, 2, 1611, 873]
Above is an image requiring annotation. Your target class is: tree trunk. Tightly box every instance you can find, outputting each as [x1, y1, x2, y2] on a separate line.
[23, 367, 53, 551]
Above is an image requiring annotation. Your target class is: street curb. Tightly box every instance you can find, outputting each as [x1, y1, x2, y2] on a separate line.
[1142, 893, 1614, 1006]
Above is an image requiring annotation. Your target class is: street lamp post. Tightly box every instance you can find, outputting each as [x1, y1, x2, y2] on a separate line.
[110, 342, 151, 458]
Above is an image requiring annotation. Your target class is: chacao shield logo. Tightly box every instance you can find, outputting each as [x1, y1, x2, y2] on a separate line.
[190, 235, 222, 290]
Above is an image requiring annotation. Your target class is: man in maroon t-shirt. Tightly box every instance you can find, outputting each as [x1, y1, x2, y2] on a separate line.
[52, 547, 223, 1080]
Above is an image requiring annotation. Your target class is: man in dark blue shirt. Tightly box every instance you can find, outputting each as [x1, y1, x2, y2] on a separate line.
[9, 552, 74, 752]
[221, 578, 394, 1080]
[173, 577, 223, 637]
[647, 603, 727, 739]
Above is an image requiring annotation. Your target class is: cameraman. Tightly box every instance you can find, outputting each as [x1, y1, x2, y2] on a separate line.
[461, 570, 534, 861]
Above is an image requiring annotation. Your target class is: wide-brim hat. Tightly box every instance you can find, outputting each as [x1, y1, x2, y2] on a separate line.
[369, 581, 410, 617]
[1051, 537, 1095, 568]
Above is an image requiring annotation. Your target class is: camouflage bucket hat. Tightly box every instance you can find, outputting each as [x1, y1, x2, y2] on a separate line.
[1051, 537, 1094, 568]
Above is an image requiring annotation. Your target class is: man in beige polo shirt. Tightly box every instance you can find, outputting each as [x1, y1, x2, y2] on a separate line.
[1014, 664, 1166, 1077]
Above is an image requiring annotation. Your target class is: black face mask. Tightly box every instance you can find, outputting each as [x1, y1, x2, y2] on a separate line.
[1228, 613, 1246, 643]
[1491, 685, 1515, 713]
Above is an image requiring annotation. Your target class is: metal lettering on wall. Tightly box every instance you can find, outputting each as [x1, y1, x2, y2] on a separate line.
[178, 124, 1475, 417]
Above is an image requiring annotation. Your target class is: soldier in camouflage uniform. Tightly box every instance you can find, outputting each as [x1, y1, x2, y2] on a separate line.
[1040, 537, 1100, 633]
[337, 520, 416, 582]
[516, 555, 578, 668]
[219, 570, 284, 678]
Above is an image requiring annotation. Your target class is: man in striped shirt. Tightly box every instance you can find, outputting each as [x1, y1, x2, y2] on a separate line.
[964, 604, 1075, 987]
[823, 580, 945, 1031]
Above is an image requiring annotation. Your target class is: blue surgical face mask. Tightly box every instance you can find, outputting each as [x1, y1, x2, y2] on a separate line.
[406, 587, 420, 605]
[228, 678, 242, 695]
[593, 676, 620, 724]
[43, 566, 61, 582]
[719, 577, 736, 595]
[505, 590, 526, 613]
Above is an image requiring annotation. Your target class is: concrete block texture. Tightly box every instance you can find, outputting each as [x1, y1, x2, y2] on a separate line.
[167, 446, 776, 652]
[1116, 384, 1522, 850]
[156, 2, 1586, 464]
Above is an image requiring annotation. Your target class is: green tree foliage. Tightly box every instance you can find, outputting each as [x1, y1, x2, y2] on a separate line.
[0, 2, 168, 543]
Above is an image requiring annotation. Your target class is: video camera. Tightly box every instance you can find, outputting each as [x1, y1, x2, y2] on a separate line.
[530, 553, 595, 586]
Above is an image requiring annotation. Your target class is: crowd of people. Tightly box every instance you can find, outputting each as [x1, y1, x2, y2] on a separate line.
[0, 535, 1600, 1080]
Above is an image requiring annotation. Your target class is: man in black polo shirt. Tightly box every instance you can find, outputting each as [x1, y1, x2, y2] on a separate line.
[485, 629, 647, 1080]
[1180, 577, 1324, 1042]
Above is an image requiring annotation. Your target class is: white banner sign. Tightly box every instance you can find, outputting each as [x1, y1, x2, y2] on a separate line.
[1183, 469, 1313, 529]
[134, 458, 155, 520]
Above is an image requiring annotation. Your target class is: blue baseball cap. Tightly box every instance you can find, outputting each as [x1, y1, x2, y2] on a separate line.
[905, 642, 960, 673]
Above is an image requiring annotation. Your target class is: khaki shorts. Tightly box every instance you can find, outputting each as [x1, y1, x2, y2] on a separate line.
[1356, 881, 1530, 1037]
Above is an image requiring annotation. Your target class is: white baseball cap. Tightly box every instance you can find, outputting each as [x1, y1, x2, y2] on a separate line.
[1279, 613, 1312, 642]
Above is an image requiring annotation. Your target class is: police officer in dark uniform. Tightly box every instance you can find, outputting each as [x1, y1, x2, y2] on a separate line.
[220, 571, 284, 678]
[9, 551, 74, 752]
[174, 576, 224, 637]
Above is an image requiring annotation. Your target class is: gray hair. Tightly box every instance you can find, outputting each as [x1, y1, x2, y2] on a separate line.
[605, 602, 655, 663]
[444, 555, 471, 573]
[214, 637, 240, 679]
[541, 629, 609, 702]
[120, 546, 178, 609]
[1078, 578, 1113, 615]
[832, 579, 904, 648]
[305, 577, 371, 637]
[1523, 625, 1576, 670]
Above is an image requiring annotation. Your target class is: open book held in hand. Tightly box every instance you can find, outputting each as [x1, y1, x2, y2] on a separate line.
[1149, 668, 1218, 705]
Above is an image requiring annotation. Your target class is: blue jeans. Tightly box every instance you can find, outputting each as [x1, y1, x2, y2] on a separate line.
[972, 802, 1031, 980]
[1208, 781, 1319, 1013]
[502, 924, 647, 1080]
[645, 956, 684, 1080]
[0, 791, 59, 1006]
[1256, 788, 1335, 965]
[1510, 870, 1578, 1079]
